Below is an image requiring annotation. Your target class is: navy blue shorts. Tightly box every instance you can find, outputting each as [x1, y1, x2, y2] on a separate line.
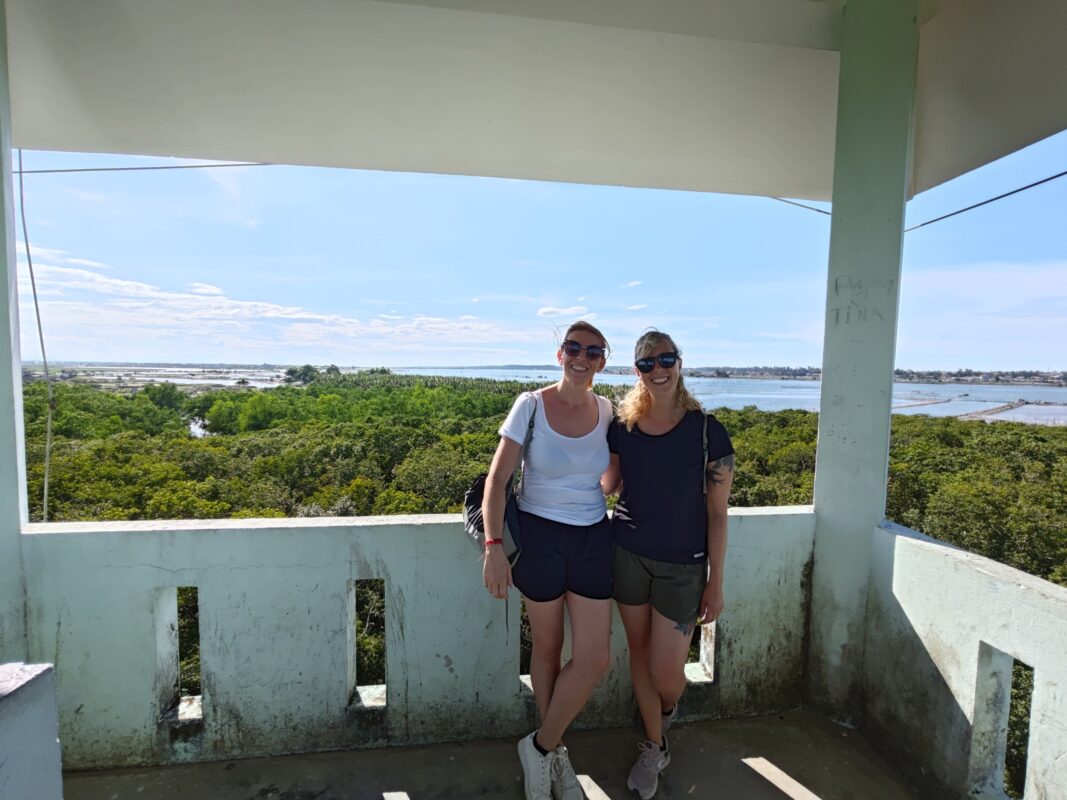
[511, 510, 613, 602]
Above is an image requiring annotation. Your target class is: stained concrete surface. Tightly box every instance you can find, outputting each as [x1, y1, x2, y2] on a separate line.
[65, 710, 916, 800]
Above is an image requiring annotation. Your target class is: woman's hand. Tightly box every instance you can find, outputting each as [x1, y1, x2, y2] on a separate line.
[698, 580, 724, 624]
[483, 547, 512, 599]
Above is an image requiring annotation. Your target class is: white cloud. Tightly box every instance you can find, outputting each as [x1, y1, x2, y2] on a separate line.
[622, 280, 643, 288]
[626, 304, 648, 311]
[189, 283, 225, 295]
[537, 305, 587, 317]
[204, 165, 254, 197]
[66, 258, 109, 269]
[16, 242, 110, 270]
[459, 314, 478, 321]
[576, 296, 587, 301]
[18, 260, 549, 361]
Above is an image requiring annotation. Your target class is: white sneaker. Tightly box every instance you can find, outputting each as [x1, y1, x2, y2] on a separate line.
[626, 738, 670, 800]
[552, 745, 584, 799]
[518, 731, 556, 800]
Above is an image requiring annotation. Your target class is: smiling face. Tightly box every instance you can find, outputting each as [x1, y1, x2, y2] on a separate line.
[558, 328, 606, 387]
[635, 336, 682, 399]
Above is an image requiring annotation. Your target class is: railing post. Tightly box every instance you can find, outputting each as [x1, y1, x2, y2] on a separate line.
[809, 0, 918, 719]
[0, 0, 29, 663]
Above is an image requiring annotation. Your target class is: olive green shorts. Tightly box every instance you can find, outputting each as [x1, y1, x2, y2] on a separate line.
[613, 544, 707, 626]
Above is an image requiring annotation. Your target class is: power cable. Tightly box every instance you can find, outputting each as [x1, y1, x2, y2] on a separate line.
[904, 168, 1067, 232]
[770, 197, 831, 216]
[14, 161, 266, 175]
[19, 158, 1066, 234]
[772, 167, 1067, 232]
[17, 149, 55, 521]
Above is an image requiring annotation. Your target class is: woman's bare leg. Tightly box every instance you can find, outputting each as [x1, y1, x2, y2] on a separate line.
[523, 595, 566, 723]
[647, 606, 693, 719]
[617, 601, 664, 745]
[536, 592, 611, 749]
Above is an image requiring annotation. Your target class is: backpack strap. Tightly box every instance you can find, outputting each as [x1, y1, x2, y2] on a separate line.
[506, 394, 537, 643]
[518, 394, 536, 498]
[702, 412, 709, 496]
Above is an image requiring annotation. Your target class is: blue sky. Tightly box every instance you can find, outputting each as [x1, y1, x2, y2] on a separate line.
[13, 129, 1067, 370]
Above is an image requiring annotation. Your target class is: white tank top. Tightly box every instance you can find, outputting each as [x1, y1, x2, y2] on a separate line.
[497, 390, 612, 526]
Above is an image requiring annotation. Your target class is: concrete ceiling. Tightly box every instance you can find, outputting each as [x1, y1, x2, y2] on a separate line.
[6, 0, 1067, 201]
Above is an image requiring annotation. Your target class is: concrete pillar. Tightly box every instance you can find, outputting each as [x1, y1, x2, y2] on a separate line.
[808, 0, 917, 718]
[0, 0, 29, 663]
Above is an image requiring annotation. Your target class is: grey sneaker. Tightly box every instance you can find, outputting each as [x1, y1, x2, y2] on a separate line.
[518, 731, 555, 800]
[661, 705, 677, 735]
[552, 745, 584, 800]
[626, 739, 670, 800]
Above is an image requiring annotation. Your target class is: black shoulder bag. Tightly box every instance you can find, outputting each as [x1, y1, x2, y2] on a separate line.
[463, 395, 536, 566]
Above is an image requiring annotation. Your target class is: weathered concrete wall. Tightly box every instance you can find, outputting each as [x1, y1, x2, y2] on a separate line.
[0, 663, 64, 799]
[864, 522, 1067, 799]
[21, 507, 814, 769]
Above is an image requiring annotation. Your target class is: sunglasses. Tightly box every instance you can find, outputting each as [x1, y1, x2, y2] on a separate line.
[635, 352, 680, 373]
[561, 340, 606, 359]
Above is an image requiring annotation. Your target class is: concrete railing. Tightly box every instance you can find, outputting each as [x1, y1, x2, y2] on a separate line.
[0, 663, 64, 799]
[865, 522, 1067, 799]
[22, 506, 815, 770]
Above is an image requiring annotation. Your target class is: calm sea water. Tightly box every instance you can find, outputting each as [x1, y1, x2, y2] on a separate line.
[393, 367, 1067, 425]
[67, 363, 1065, 426]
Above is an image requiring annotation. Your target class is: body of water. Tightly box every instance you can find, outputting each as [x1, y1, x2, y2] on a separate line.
[393, 367, 1067, 425]
[51, 363, 1066, 426]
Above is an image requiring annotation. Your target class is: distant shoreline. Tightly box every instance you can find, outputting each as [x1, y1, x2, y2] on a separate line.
[21, 361, 1065, 389]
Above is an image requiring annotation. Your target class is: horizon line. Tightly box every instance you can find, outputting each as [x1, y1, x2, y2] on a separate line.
[19, 361, 1066, 374]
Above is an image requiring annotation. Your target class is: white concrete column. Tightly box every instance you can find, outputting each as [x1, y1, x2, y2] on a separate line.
[0, 0, 29, 663]
[808, 0, 917, 717]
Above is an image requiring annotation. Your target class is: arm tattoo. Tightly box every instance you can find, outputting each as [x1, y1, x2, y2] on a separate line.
[674, 620, 696, 637]
[707, 453, 735, 487]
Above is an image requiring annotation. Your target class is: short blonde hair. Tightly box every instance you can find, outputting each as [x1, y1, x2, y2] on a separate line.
[617, 329, 702, 431]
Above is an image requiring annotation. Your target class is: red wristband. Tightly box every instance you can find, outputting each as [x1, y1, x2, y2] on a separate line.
[485, 538, 504, 547]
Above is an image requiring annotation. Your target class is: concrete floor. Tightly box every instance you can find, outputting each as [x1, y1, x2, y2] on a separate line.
[64, 710, 917, 800]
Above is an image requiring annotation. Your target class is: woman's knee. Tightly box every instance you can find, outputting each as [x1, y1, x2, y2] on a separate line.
[573, 646, 611, 678]
[649, 658, 686, 695]
[530, 633, 564, 663]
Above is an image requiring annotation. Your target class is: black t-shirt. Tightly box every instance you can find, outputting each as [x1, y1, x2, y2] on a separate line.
[608, 410, 734, 564]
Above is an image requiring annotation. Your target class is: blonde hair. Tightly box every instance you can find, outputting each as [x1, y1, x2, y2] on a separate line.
[559, 320, 610, 389]
[617, 329, 702, 431]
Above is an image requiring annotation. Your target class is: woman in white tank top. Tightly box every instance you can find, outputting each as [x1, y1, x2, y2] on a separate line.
[482, 320, 616, 800]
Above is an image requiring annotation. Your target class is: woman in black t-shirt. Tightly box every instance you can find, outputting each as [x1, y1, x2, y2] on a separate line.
[604, 330, 734, 800]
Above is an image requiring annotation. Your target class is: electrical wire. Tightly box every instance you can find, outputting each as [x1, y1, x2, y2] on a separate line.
[14, 161, 266, 175]
[770, 197, 831, 216]
[904, 168, 1067, 232]
[17, 158, 1066, 235]
[17, 149, 55, 521]
[772, 167, 1067, 232]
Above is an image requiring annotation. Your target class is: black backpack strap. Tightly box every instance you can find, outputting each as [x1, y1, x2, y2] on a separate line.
[702, 412, 709, 496]
[506, 394, 537, 643]
[518, 394, 536, 498]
